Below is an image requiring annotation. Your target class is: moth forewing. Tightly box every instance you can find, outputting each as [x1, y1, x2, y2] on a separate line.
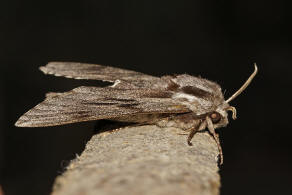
[16, 62, 258, 165]
[15, 87, 190, 127]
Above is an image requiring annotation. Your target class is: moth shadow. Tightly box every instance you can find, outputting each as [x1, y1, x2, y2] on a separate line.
[93, 120, 137, 134]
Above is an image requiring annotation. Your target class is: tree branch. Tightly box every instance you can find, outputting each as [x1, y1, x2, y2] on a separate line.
[52, 125, 220, 195]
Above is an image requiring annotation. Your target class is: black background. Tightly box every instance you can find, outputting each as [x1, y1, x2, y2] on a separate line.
[1, 0, 291, 194]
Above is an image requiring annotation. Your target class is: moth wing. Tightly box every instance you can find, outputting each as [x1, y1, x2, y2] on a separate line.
[39, 62, 159, 88]
[15, 86, 190, 127]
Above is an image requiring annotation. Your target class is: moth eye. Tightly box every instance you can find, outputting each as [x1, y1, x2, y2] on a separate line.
[210, 112, 221, 123]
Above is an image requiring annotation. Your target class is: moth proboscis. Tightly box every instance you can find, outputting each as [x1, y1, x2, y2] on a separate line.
[15, 62, 258, 165]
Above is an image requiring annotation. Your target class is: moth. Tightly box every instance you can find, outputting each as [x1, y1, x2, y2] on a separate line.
[15, 62, 258, 164]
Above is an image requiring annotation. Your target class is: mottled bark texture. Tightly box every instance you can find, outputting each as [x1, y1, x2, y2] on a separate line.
[51, 125, 220, 195]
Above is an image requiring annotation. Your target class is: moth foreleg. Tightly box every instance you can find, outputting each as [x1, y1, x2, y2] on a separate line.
[206, 116, 223, 165]
[187, 120, 206, 146]
[187, 126, 199, 146]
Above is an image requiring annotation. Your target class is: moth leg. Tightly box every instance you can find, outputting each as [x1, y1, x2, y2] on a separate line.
[206, 116, 223, 165]
[187, 126, 199, 146]
[187, 120, 205, 146]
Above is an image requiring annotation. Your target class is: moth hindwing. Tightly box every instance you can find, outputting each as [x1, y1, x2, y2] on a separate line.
[16, 62, 258, 165]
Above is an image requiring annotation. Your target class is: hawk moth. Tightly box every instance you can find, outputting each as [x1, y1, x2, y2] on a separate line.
[15, 62, 258, 164]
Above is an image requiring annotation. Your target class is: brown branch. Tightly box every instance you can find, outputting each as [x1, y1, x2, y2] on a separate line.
[51, 125, 221, 195]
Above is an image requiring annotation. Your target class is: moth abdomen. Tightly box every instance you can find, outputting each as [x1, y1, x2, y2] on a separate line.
[113, 113, 172, 124]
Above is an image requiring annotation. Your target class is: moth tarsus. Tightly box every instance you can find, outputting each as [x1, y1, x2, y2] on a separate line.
[15, 62, 258, 165]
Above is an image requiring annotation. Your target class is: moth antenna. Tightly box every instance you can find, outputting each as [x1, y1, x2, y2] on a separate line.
[226, 63, 258, 103]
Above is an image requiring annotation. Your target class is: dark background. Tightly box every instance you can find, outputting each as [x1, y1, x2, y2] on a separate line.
[1, 0, 291, 194]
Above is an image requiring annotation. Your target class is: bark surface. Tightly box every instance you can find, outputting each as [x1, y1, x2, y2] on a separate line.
[52, 125, 220, 195]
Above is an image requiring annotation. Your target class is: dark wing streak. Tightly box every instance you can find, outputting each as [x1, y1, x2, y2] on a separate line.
[15, 86, 190, 127]
[39, 62, 159, 88]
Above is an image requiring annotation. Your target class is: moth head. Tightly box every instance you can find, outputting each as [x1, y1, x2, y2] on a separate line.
[208, 109, 229, 129]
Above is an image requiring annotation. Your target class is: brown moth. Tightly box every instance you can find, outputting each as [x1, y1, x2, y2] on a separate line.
[15, 62, 258, 164]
